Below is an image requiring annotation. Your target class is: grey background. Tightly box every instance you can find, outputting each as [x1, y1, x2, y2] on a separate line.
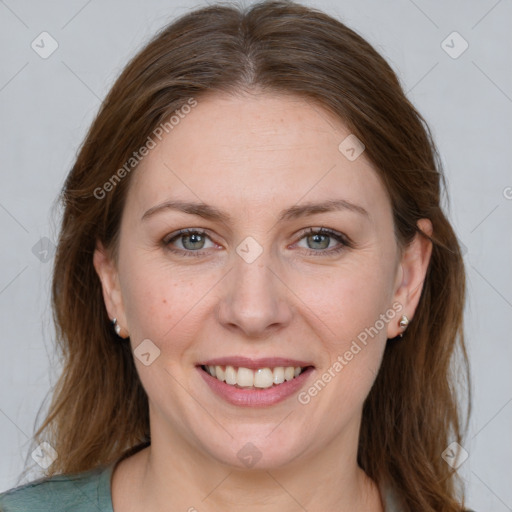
[1, 0, 511, 510]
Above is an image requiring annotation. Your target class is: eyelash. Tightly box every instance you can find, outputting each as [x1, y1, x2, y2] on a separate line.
[162, 227, 351, 258]
[298, 227, 351, 256]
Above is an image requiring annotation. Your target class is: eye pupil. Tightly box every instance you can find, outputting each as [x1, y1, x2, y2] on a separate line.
[307, 233, 330, 250]
[168, 229, 343, 255]
[182, 233, 205, 250]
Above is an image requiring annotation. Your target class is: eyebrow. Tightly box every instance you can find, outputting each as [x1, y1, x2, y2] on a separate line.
[141, 198, 369, 223]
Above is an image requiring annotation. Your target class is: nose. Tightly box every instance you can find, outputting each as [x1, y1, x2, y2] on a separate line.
[215, 252, 293, 338]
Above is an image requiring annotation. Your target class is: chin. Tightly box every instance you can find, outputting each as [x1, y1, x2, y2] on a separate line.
[196, 428, 308, 471]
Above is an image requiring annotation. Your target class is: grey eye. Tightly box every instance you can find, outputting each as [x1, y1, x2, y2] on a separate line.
[166, 230, 216, 251]
[305, 233, 331, 250]
[180, 232, 207, 250]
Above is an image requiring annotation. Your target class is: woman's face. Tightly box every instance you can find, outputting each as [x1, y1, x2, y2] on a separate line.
[96, 92, 427, 470]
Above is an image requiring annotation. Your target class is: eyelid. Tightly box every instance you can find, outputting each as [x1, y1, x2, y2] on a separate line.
[163, 228, 212, 245]
[291, 227, 351, 254]
[163, 228, 221, 257]
[163, 226, 351, 257]
[295, 226, 350, 244]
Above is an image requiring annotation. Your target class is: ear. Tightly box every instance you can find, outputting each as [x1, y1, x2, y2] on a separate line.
[387, 218, 433, 339]
[93, 241, 129, 338]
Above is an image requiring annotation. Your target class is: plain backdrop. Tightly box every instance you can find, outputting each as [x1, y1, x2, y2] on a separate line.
[0, 0, 511, 510]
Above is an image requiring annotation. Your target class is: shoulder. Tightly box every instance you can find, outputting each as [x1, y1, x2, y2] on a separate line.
[0, 465, 114, 512]
[379, 481, 477, 512]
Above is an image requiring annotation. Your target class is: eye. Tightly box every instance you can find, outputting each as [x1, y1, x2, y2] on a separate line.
[163, 227, 350, 257]
[164, 229, 217, 254]
[295, 227, 349, 254]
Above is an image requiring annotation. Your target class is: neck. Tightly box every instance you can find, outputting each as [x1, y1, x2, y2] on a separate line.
[116, 428, 384, 512]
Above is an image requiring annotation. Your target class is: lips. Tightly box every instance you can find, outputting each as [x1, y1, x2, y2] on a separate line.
[198, 356, 313, 370]
[196, 357, 314, 395]
[201, 364, 306, 388]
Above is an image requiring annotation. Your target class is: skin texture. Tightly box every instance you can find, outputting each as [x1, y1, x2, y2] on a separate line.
[94, 91, 432, 512]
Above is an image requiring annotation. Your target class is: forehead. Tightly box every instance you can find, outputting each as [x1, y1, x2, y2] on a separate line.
[127, 92, 391, 223]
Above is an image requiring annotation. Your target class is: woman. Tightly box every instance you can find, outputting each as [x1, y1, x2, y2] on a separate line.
[0, 1, 473, 510]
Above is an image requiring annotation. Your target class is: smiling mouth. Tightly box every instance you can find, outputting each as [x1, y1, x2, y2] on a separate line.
[200, 364, 312, 389]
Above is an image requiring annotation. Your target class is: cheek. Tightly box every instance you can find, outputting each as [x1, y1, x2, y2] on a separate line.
[290, 256, 395, 395]
[119, 256, 222, 349]
[293, 256, 396, 340]
[296, 282, 391, 421]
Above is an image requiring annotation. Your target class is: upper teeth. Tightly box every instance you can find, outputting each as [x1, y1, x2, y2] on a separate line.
[205, 365, 303, 389]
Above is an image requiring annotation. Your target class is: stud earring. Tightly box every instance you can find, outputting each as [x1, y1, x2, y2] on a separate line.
[398, 315, 409, 337]
[112, 318, 122, 336]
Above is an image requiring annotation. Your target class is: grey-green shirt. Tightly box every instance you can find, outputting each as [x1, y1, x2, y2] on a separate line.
[0, 465, 114, 512]
[0, 464, 404, 511]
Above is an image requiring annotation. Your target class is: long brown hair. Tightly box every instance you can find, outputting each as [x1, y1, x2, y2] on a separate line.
[28, 1, 470, 510]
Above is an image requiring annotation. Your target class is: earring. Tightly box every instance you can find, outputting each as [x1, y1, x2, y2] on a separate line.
[112, 317, 122, 336]
[398, 315, 409, 337]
